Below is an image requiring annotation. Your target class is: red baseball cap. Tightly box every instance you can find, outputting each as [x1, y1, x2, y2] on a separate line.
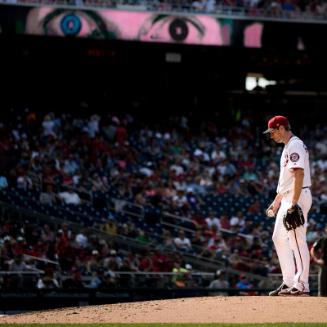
[263, 115, 290, 134]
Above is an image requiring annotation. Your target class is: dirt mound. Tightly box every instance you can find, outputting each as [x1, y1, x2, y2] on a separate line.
[1, 296, 327, 324]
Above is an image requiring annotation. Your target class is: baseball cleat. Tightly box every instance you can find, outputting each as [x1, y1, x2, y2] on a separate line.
[278, 287, 310, 296]
[268, 283, 289, 296]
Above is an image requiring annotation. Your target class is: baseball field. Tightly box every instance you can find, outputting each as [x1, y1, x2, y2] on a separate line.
[0, 325, 326, 327]
[1, 296, 327, 325]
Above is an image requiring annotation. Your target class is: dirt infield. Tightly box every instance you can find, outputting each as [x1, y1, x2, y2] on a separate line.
[1, 296, 327, 324]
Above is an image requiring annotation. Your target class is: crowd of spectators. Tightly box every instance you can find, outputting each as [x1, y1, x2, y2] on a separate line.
[0, 108, 326, 291]
[0, 217, 196, 290]
[2, 0, 327, 22]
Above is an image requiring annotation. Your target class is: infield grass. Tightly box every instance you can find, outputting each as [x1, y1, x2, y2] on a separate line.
[0, 324, 327, 327]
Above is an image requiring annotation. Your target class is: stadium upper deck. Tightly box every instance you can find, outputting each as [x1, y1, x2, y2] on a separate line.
[1, 0, 327, 24]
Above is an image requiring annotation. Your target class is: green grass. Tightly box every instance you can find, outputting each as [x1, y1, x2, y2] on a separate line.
[0, 324, 327, 327]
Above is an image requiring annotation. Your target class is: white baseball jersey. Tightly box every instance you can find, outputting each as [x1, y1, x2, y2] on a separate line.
[277, 136, 311, 194]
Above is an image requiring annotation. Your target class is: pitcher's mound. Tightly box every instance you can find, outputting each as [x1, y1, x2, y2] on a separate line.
[1, 296, 327, 324]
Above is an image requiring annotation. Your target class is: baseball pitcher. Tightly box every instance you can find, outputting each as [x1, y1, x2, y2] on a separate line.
[264, 115, 312, 296]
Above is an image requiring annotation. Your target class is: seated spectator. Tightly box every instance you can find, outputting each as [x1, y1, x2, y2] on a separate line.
[228, 248, 243, 268]
[75, 228, 88, 249]
[191, 214, 207, 229]
[203, 224, 219, 241]
[307, 221, 320, 243]
[7, 253, 34, 289]
[171, 261, 190, 288]
[206, 0, 216, 12]
[139, 250, 154, 272]
[230, 211, 246, 232]
[59, 222, 73, 240]
[219, 213, 231, 230]
[192, 228, 207, 249]
[119, 258, 135, 287]
[239, 220, 254, 235]
[235, 274, 255, 295]
[206, 234, 228, 258]
[58, 187, 81, 205]
[101, 270, 117, 289]
[192, 0, 205, 13]
[159, 230, 176, 252]
[103, 249, 122, 271]
[174, 230, 192, 252]
[151, 249, 170, 272]
[12, 236, 28, 255]
[205, 211, 220, 230]
[8, 253, 29, 272]
[17, 174, 33, 190]
[120, 221, 138, 238]
[172, 189, 188, 209]
[186, 187, 203, 208]
[42, 114, 57, 138]
[37, 274, 60, 289]
[101, 218, 117, 236]
[208, 269, 230, 295]
[247, 199, 261, 214]
[63, 154, 80, 176]
[91, 172, 108, 192]
[84, 271, 102, 289]
[281, 0, 298, 16]
[86, 249, 101, 275]
[0, 175, 8, 189]
[62, 267, 84, 289]
[136, 229, 151, 245]
[40, 224, 56, 243]
[39, 184, 60, 205]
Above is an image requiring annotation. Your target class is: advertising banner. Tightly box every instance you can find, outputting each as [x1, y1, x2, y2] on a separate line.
[0, 4, 325, 51]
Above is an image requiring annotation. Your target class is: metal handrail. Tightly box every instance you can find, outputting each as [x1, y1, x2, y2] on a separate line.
[24, 254, 60, 266]
[0, 270, 44, 275]
[111, 198, 145, 218]
[161, 221, 196, 234]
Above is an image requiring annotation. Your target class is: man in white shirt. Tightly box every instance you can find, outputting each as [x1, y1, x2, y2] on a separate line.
[205, 211, 220, 230]
[230, 211, 245, 231]
[174, 230, 192, 252]
[264, 115, 312, 296]
[75, 229, 88, 248]
[42, 114, 56, 138]
[59, 187, 81, 205]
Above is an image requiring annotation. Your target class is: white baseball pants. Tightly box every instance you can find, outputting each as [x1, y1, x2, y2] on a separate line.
[272, 188, 312, 292]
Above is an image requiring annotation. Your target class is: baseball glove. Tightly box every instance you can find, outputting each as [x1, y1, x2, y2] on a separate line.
[283, 204, 305, 231]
